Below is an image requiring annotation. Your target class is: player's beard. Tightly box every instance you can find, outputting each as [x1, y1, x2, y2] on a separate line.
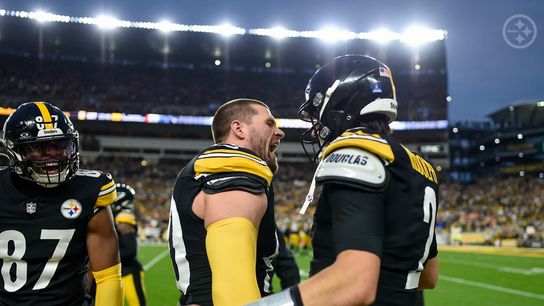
[249, 131, 279, 173]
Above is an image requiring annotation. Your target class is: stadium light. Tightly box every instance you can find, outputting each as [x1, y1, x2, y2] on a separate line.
[0, 8, 448, 44]
[94, 15, 130, 30]
[250, 26, 294, 40]
[401, 26, 445, 46]
[157, 20, 176, 33]
[29, 10, 70, 23]
[199, 23, 246, 37]
[315, 27, 357, 42]
[362, 28, 399, 43]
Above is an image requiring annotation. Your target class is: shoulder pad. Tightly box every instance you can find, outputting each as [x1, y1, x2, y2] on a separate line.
[202, 173, 267, 195]
[316, 147, 388, 190]
[194, 145, 273, 186]
[75, 169, 117, 208]
[323, 130, 394, 163]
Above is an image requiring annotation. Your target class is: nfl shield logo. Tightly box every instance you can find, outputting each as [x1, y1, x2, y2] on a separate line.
[26, 202, 37, 214]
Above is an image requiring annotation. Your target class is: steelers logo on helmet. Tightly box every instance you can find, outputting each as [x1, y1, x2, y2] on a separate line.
[60, 199, 83, 219]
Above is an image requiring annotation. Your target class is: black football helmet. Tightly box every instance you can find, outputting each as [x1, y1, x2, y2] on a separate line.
[298, 54, 398, 162]
[112, 183, 136, 215]
[2, 102, 79, 187]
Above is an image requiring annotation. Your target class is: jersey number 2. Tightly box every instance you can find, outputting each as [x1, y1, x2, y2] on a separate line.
[405, 186, 437, 289]
[0, 229, 75, 292]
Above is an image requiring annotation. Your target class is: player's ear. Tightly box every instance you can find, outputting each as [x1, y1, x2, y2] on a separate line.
[231, 119, 247, 140]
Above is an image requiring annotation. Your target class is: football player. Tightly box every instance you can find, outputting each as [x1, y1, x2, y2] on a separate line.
[112, 183, 147, 306]
[247, 55, 439, 306]
[0, 102, 123, 306]
[168, 98, 285, 306]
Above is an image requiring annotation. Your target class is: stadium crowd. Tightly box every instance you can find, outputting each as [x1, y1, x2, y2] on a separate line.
[80, 156, 544, 248]
[0, 54, 446, 120]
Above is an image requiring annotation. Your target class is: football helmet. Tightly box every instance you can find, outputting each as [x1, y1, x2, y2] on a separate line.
[299, 54, 397, 162]
[112, 183, 136, 215]
[2, 102, 79, 187]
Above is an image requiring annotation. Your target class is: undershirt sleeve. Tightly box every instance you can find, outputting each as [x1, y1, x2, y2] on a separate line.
[325, 183, 386, 257]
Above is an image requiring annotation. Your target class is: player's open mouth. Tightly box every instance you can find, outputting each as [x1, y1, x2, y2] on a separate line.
[37, 161, 61, 174]
[270, 143, 278, 153]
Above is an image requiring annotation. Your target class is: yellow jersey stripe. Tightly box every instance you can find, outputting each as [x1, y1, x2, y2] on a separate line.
[34, 102, 54, 129]
[194, 156, 273, 185]
[115, 213, 137, 225]
[100, 180, 115, 191]
[199, 151, 268, 167]
[203, 149, 264, 162]
[95, 189, 117, 208]
[324, 136, 394, 162]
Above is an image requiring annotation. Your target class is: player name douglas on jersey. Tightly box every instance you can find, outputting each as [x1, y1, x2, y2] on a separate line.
[324, 152, 369, 166]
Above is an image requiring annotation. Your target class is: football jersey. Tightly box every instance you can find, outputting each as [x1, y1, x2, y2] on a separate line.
[0, 167, 116, 306]
[114, 209, 143, 275]
[168, 144, 278, 306]
[310, 129, 439, 305]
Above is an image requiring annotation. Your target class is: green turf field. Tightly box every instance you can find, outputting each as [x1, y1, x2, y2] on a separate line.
[139, 245, 544, 306]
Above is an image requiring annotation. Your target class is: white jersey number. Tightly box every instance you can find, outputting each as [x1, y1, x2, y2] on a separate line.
[405, 186, 437, 289]
[0, 229, 75, 292]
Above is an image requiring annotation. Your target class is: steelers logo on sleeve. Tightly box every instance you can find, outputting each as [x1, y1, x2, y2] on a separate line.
[60, 199, 83, 219]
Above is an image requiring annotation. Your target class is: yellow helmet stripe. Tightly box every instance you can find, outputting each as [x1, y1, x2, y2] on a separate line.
[34, 102, 54, 129]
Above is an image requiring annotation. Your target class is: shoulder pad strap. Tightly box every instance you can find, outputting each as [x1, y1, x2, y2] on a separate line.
[323, 131, 394, 163]
[316, 147, 388, 191]
[195, 147, 272, 186]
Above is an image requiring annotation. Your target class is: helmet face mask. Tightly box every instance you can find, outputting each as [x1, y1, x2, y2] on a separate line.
[298, 55, 398, 162]
[2, 102, 80, 188]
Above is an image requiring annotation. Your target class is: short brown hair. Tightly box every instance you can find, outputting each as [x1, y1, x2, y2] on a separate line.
[211, 98, 269, 143]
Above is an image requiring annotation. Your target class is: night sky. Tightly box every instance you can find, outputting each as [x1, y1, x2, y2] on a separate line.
[1, 0, 542, 122]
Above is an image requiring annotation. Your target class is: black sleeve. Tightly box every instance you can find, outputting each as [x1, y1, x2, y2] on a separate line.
[119, 231, 138, 262]
[201, 172, 268, 195]
[326, 183, 386, 257]
[273, 229, 301, 289]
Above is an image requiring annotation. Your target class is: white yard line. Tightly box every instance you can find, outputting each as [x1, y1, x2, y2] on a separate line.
[441, 258, 544, 275]
[441, 275, 544, 300]
[143, 249, 170, 270]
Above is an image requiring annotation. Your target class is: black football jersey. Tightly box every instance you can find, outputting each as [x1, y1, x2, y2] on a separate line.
[168, 144, 278, 306]
[0, 168, 116, 306]
[310, 129, 439, 305]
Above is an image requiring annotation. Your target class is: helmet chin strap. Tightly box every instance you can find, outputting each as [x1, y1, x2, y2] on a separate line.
[299, 152, 324, 215]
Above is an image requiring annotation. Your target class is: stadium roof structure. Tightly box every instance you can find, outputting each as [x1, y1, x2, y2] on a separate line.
[488, 100, 544, 127]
